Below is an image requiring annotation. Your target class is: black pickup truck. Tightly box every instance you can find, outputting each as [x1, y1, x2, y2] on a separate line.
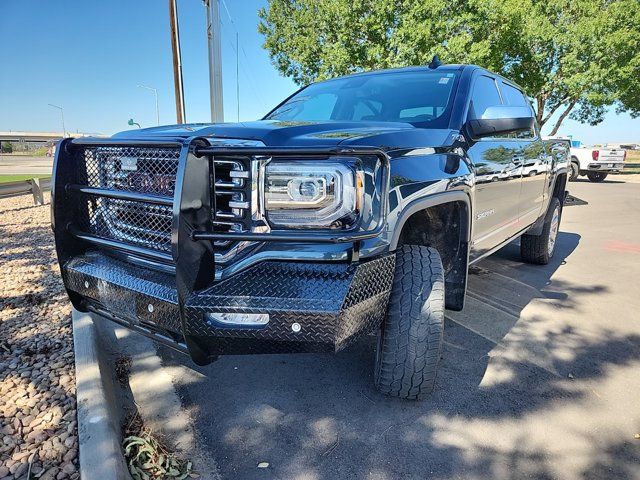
[52, 63, 569, 400]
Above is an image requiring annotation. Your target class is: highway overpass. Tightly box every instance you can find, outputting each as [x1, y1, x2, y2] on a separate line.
[0, 131, 103, 144]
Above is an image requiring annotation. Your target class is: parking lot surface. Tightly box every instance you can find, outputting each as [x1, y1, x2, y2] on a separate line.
[152, 178, 640, 480]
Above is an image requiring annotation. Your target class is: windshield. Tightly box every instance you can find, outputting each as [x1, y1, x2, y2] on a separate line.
[265, 70, 459, 128]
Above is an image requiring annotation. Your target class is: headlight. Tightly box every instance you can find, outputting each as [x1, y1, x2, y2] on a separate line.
[264, 161, 363, 228]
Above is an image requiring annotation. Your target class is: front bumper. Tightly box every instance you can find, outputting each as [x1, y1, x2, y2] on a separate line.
[63, 251, 395, 363]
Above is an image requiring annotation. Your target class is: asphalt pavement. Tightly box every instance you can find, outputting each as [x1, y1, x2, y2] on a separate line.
[147, 178, 640, 480]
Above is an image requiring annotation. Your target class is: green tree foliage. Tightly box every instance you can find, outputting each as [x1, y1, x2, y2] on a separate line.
[258, 0, 640, 134]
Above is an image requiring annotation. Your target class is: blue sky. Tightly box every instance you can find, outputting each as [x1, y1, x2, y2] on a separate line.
[1, 0, 638, 144]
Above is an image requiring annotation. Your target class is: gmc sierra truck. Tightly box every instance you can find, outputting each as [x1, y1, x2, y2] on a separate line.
[52, 63, 569, 400]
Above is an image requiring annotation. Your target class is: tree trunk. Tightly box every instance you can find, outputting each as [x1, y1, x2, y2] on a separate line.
[535, 96, 545, 127]
[549, 99, 578, 136]
[541, 101, 566, 127]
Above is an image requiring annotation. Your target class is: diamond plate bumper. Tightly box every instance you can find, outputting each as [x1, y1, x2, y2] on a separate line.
[63, 252, 395, 363]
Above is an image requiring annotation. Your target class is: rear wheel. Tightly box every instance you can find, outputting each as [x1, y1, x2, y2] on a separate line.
[586, 171, 608, 182]
[569, 160, 580, 181]
[374, 245, 444, 400]
[521, 197, 561, 265]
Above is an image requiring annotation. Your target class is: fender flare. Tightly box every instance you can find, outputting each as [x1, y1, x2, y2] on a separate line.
[389, 190, 472, 250]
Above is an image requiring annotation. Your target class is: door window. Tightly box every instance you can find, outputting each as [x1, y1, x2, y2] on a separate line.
[501, 83, 529, 108]
[501, 82, 536, 139]
[468, 76, 502, 120]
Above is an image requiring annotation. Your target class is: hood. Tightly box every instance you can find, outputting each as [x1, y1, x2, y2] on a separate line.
[112, 120, 457, 150]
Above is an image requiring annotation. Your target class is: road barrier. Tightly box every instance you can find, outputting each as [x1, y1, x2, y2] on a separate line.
[0, 177, 51, 205]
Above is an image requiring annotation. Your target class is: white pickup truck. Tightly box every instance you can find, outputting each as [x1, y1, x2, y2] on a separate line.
[569, 146, 626, 182]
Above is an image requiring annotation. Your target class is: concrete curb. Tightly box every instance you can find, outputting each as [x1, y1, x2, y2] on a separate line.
[97, 321, 221, 480]
[72, 309, 130, 480]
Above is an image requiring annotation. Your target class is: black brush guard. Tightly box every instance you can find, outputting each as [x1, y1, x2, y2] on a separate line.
[52, 137, 394, 364]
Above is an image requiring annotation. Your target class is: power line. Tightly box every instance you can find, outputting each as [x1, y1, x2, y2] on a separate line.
[221, 31, 268, 114]
[220, 0, 235, 28]
[218, 0, 269, 114]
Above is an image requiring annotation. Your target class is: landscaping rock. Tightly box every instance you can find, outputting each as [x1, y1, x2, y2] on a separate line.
[0, 195, 78, 477]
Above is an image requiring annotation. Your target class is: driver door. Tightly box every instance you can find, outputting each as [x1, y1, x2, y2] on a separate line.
[466, 75, 524, 259]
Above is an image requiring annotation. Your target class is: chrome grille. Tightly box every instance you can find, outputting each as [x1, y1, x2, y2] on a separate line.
[212, 159, 250, 248]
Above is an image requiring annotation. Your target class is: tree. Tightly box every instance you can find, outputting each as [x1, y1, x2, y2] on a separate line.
[258, 0, 640, 134]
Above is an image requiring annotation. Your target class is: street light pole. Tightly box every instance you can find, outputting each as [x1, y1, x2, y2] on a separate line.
[48, 104, 66, 137]
[137, 84, 160, 125]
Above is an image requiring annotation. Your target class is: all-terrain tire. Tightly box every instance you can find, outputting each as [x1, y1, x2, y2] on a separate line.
[586, 171, 608, 182]
[569, 160, 580, 181]
[520, 197, 561, 265]
[374, 245, 444, 400]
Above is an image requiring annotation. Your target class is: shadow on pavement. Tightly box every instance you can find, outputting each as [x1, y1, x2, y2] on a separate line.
[156, 225, 640, 480]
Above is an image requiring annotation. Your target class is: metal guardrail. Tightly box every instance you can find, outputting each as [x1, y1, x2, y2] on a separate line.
[0, 177, 51, 205]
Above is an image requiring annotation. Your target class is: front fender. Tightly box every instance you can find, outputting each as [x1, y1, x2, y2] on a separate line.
[389, 191, 472, 250]
[382, 150, 473, 248]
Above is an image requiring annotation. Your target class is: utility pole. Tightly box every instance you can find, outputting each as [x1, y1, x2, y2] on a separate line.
[236, 32, 240, 122]
[137, 84, 160, 125]
[169, 0, 186, 123]
[48, 104, 66, 137]
[204, 0, 224, 123]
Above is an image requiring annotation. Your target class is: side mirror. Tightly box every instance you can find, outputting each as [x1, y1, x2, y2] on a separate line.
[465, 106, 535, 140]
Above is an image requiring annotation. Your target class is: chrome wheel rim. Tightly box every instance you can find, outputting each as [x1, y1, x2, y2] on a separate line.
[548, 206, 560, 255]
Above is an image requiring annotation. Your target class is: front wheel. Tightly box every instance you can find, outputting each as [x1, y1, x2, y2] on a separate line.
[520, 197, 561, 265]
[586, 171, 608, 182]
[374, 245, 445, 400]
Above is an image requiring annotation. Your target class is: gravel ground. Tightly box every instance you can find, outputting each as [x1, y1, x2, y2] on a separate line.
[0, 194, 78, 480]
